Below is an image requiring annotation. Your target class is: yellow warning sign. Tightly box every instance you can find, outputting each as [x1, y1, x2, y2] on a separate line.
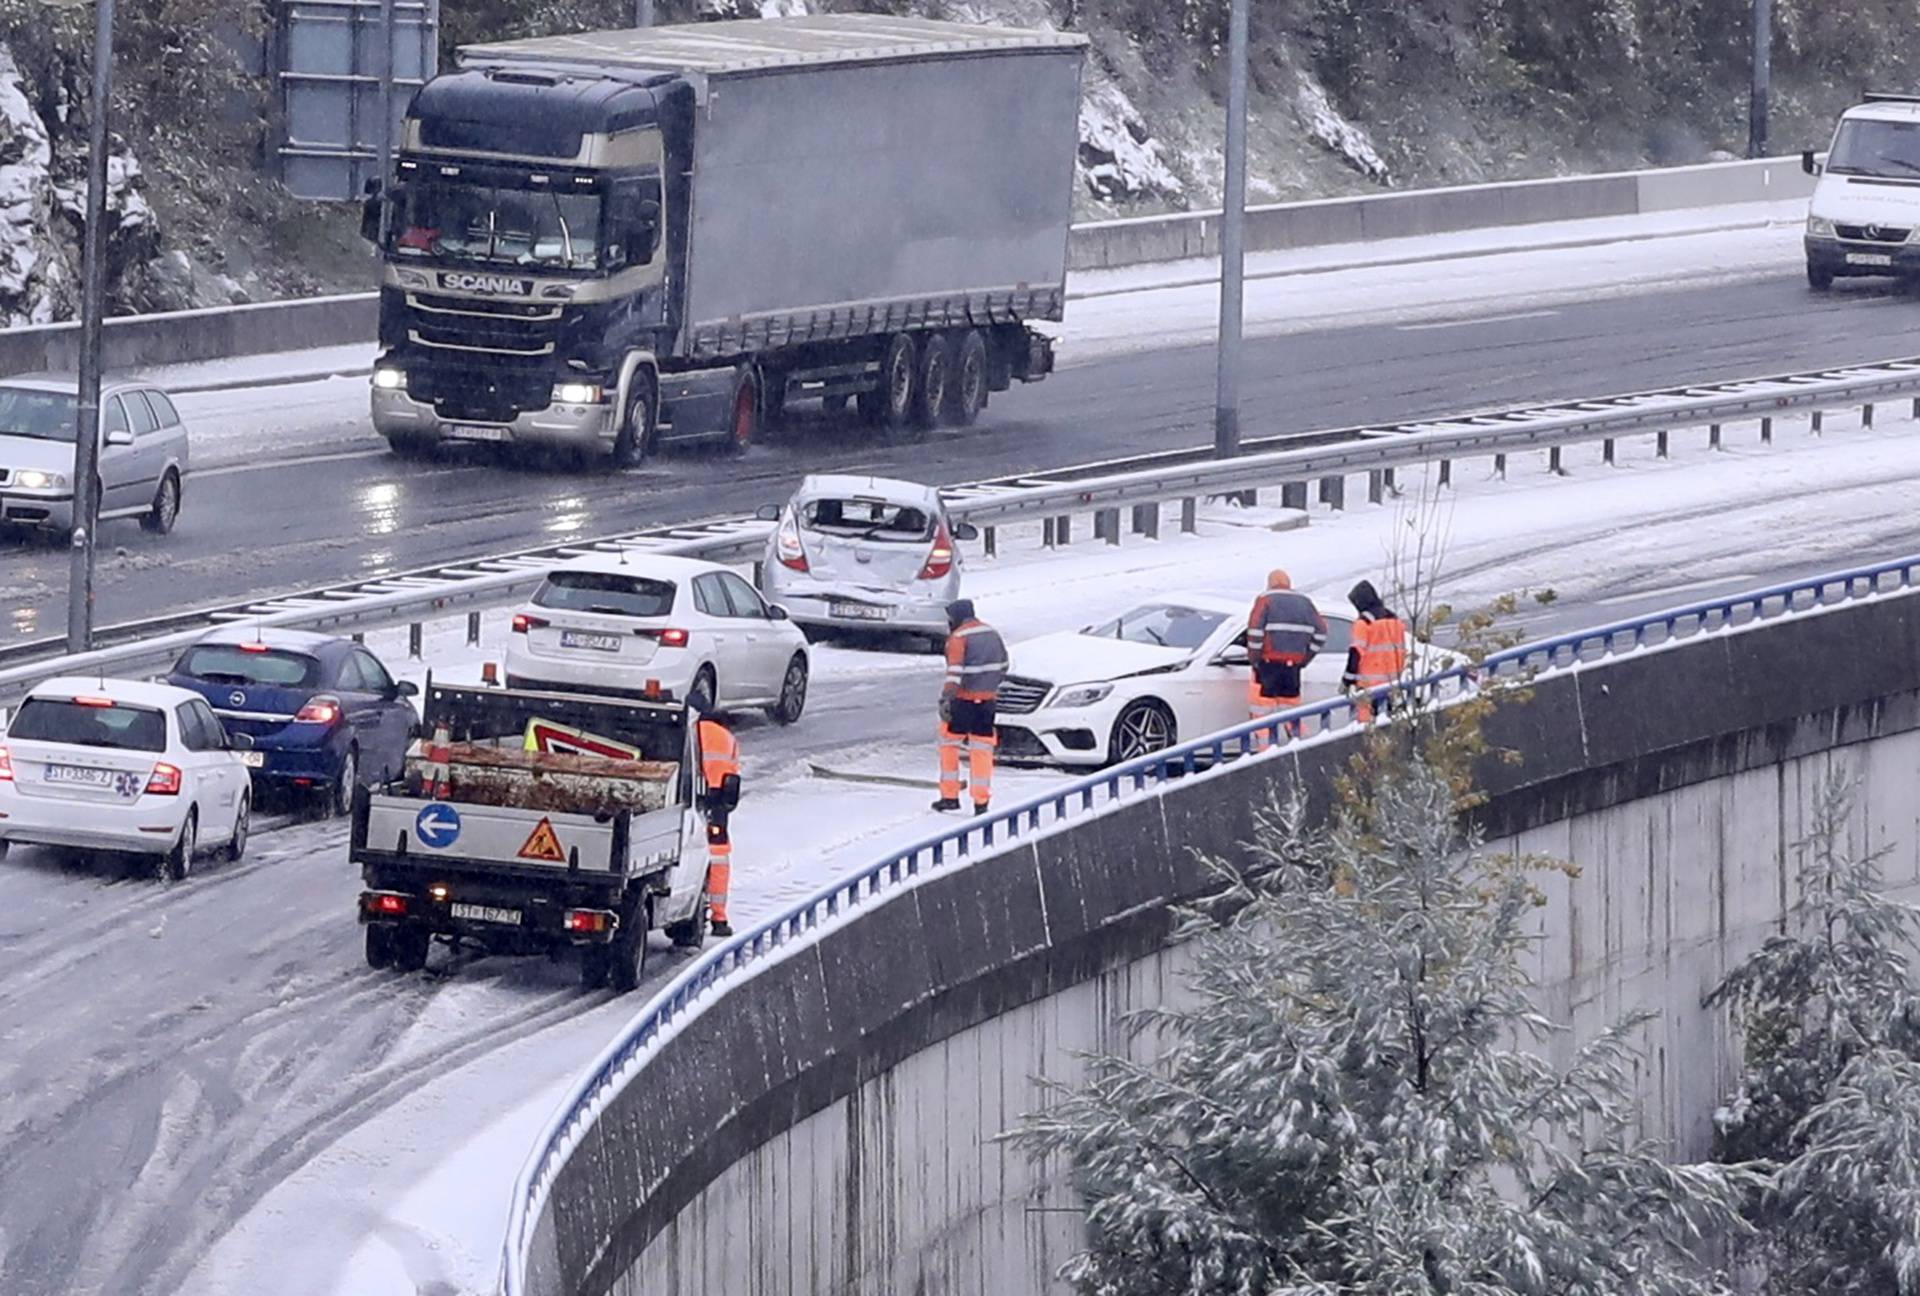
[518, 817, 566, 863]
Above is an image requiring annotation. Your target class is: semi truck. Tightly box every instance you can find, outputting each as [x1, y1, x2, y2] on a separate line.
[361, 13, 1087, 466]
[352, 682, 731, 991]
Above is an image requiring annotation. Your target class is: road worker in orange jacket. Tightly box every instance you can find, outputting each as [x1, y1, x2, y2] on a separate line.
[934, 599, 1007, 816]
[694, 706, 741, 937]
[1245, 569, 1327, 748]
[1342, 579, 1409, 723]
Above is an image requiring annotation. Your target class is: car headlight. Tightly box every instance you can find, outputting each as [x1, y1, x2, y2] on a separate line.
[1807, 216, 1837, 239]
[372, 367, 406, 391]
[1050, 682, 1113, 709]
[12, 469, 68, 491]
[551, 382, 605, 405]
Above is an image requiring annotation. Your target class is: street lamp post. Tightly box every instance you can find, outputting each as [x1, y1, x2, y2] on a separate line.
[1749, 0, 1772, 159]
[1213, 0, 1249, 460]
[66, 0, 115, 655]
[635, 0, 653, 26]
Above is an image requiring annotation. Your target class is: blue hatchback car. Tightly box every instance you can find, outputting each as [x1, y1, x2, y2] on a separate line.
[167, 627, 419, 815]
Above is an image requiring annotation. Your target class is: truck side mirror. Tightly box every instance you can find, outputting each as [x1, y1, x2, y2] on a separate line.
[717, 772, 741, 810]
[638, 199, 661, 258]
[1802, 150, 1821, 176]
[360, 193, 382, 244]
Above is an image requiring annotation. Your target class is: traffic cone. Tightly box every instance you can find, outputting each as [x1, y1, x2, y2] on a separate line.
[424, 722, 453, 799]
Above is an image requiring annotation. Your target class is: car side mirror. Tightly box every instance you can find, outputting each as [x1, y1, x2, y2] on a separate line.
[951, 521, 980, 542]
[104, 428, 134, 448]
[754, 504, 780, 522]
[1802, 150, 1821, 176]
[394, 679, 420, 698]
[229, 732, 256, 751]
[767, 603, 790, 621]
[1215, 644, 1251, 667]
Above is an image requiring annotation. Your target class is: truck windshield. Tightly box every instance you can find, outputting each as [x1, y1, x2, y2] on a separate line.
[388, 179, 603, 271]
[1827, 119, 1920, 180]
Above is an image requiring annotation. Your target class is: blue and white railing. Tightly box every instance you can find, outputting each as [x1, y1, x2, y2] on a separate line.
[499, 550, 1920, 1294]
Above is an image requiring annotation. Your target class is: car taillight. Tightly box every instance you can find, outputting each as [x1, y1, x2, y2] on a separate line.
[73, 695, 114, 708]
[296, 695, 343, 725]
[0, 746, 12, 782]
[919, 522, 956, 581]
[657, 628, 689, 648]
[512, 613, 549, 635]
[239, 643, 269, 654]
[146, 762, 183, 796]
[775, 513, 808, 572]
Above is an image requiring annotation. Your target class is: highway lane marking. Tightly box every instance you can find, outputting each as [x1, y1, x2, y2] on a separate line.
[1396, 309, 1560, 332]
[1596, 573, 1759, 606]
[195, 446, 421, 478]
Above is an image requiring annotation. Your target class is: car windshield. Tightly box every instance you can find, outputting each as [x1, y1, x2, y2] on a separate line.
[177, 645, 322, 688]
[800, 497, 934, 543]
[534, 571, 676, 618]
[1827, 118, 1920, 180]
[387, 178, 603, 271]
[1085, 604, 1227, 650]
[7, 698, 167, 752]
[0, 387, 78, 442]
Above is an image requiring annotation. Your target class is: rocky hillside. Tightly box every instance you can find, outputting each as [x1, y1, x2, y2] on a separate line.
[0, 0, 1909, 326]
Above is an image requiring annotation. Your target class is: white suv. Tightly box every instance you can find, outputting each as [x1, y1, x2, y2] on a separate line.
[504, 554, 811, 722]
[0, 678, 254, 880]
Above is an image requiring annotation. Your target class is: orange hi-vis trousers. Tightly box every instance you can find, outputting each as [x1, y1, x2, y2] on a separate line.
[705, 817, 732, 925]
[1246, 677, 1302, 751]
[938, 724, 996, 808]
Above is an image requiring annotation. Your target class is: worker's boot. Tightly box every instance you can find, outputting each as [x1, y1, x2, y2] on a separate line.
[931, 797, 962, 812]
[712, 919, 733, 938]
[973, 801, 991, 817]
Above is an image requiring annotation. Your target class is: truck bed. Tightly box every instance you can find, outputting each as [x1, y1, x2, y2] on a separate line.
[404, 743, 678, 815]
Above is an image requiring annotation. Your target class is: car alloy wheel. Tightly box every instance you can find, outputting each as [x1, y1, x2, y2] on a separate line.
[774, 654, 808, 725]
[1110, 701, 1174, 764]
[330, 748, 358, 818]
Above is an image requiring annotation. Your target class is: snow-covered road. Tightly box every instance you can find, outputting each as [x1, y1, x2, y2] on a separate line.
[0, 401, 1906, 1296]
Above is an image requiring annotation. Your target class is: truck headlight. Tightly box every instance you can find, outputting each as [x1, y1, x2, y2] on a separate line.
[551, 382, 606, 405]
[372, 367, 406, 391]
[1050, 683, 1113, 709]
[12, 469, 68, 491]
[1807, 216, 1837, 239]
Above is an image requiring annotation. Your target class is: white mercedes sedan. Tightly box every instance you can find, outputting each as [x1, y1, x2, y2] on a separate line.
[994, 593, 1465, 767]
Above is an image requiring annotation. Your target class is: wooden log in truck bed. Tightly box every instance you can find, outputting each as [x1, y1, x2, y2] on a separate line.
[405, 744, 678, 814]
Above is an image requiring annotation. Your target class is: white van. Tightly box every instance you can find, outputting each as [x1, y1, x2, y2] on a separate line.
[1803, 94, 1920, 290]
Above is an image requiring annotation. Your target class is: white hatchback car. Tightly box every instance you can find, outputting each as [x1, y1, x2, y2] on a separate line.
[504, 554, 811, 722]
[995, 593, 1467, 767]
[0, 678, 254, 880]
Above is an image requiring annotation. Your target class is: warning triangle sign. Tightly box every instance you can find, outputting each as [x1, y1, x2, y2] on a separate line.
[518, 817, 566, 863]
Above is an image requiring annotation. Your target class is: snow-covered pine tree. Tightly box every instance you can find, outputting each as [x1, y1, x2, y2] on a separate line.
[1707, 774, 1920, 1292]
[1012, 733, 1763, 1295]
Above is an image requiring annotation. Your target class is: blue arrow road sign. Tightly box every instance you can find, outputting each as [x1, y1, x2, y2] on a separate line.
[415, 803, 462, 849]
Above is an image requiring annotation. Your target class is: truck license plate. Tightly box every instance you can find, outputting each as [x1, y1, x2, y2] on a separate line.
[448, 424, 510, 442]
[451, 902, 523, 926]
[1847, 252, 1894, 267]
[831, 602, 889, 621]
[560, 630, 623, 652]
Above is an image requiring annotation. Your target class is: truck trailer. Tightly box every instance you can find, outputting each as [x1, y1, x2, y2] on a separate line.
[362, 13, 1087, 466]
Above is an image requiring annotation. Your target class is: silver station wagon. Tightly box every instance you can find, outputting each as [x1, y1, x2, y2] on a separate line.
[0, 374, 192, 536]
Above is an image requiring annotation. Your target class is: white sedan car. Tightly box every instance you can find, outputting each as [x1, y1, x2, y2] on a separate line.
[0, 678, 254, 880]
[504, 554, 811, 722]
[994, 593, 1465, 767]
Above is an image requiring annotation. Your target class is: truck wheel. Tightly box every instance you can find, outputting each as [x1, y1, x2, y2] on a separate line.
[910, 334, 950, 430]
[579, 944, 611, 990]
[725, 368, 758, 456]
[610, 896, 653, 993]
[1808, 261, 1835, 292]
[666, 899, 710, 949]
[386, 432, 437, 460]
[944, 329, 988, 427]
[612, 377, 657, 468]
[859, 334, 918, 435]
[365, 924, 395, 970]
[762, 370, 789, 436]
[822, 393, 849, 418]
[392, 927, 431, 973]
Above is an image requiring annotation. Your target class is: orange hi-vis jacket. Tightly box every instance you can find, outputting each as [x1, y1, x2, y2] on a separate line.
[697, 718, 739, 792]
[943, 620, 1008, 702]
[1351, 612, 1409, 687]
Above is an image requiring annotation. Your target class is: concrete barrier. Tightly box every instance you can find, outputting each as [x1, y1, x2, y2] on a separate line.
[0, 158, 1814, 381]
[523, 589, 1920, 1296]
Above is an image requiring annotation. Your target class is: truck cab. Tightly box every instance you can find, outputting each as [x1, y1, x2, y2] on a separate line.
[367, 67, 691, 462]
[1802, 93, 1920, 290]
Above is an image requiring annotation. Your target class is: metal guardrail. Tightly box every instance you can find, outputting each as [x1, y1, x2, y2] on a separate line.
[6, 354, 1919, 705]
[499, 550, 1920, 1295]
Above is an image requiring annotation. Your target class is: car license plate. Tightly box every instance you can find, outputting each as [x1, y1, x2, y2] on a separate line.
[560, 630, 623, 652]
[1847, 252, 1894, 267]
[44, 763, 112, 787]
[451, 902, 523, 926]
[448, 424, 510, 442]
[241, 752, 265, 768]
[831, 602, 890, 621]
